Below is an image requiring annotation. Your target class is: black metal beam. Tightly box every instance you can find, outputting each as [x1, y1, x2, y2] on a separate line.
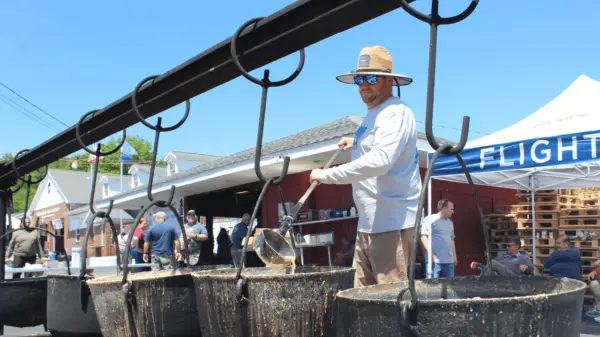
[0, 0, 415, 188]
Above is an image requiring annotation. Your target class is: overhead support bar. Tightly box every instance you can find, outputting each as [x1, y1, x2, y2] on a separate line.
[0, 0, 415, 189]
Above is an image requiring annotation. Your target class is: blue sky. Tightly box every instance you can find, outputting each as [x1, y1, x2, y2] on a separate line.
[1, 0, 599, 159]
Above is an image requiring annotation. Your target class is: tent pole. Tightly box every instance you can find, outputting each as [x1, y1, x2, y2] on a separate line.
[426, 158, 433, 277]
[530, 174, 536, 275]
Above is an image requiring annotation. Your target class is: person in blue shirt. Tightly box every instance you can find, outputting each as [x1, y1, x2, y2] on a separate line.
[230, 213, 252, 267]
[543, 235, 581, 280]
[143, 211, 182, 271]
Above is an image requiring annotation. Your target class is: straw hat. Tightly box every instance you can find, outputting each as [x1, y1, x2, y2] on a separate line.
[336, 46, 412, 86]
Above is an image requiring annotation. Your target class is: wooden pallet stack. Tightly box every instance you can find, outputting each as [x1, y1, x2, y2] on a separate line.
[484, 204, 519, 256]
[557, 187, 600, 309]
[484, 187, 600, 309]
[557, 188, 600, 281]
[512, 189, 561, 275]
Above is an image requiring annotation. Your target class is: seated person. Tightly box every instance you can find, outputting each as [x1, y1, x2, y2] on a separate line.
[584, 261, 600, 322]
[470, 238, 534, 276]
[543, 235, 581, 280]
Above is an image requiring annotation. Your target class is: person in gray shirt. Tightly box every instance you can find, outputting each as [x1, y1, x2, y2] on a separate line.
[420, 199, 457, 278]
[470, 238, 534, 276]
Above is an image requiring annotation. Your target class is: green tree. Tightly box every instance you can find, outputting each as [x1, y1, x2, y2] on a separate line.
[1, 135, 162, 214]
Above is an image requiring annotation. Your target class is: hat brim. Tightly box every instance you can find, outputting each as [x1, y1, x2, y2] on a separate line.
[336, 71, 413, 86]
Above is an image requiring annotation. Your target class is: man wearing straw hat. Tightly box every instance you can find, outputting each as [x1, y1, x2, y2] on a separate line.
[310, 46, 421, 287]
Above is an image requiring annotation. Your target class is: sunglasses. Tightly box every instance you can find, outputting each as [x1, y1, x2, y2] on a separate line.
[354, 75, 379, 86]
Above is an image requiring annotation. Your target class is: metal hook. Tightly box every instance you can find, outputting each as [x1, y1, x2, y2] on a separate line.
[11, 150, 49, 225]
[121, 201, 190, 287]
[11, 149, 49, 185]
[230, 17, 306, 186]
[78, 212, 123, 282]
[131, 76, 190, 204]
[75, 109, 127, 215]
[75, 110, 127, 157]
[398, 0, 479, 155]
[400, 1, 488, 321]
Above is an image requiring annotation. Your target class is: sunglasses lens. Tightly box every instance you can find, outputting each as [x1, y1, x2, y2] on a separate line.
[366, 75, 378, 85]
[354, 75, 378, 85]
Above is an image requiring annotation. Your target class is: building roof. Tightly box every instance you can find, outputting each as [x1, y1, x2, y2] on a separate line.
[167, 151, 221, 162]
[129, 164, 168, 177]
[47, 169, 121, 204]
[110, 115, 454, 198]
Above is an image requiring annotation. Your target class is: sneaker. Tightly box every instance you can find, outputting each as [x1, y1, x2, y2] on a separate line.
[587, 308, 600, 317]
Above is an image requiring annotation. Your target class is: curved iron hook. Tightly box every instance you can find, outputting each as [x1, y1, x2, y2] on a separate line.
[121, 200, 190, 286]
[12, 149, 49, 185]
[130, 76, 190, 203]
[11, 153, 48, 228]
[131, 75, 190, 132]
[78, 212, 123, 282]
[230, 17, 306, 186]
[398, 0, 479, 155]
[398, 0, 479, 25]
[405, 144, 452, 312]
[75, 109, 127, 215]
[75, 110, 127, 157]
[7, 179, 25, 194]
[77, 211, 122, 314]
[233, 177, 273, 337]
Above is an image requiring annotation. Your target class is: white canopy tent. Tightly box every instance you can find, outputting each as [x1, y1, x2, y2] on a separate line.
[425, 74, 600, 273]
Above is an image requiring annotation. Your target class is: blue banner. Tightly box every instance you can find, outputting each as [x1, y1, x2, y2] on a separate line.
[429, 129, 600, 176]
[120, 140, 138, 163]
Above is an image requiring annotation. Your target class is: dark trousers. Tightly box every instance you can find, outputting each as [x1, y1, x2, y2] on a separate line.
[11, 255, 36, 279]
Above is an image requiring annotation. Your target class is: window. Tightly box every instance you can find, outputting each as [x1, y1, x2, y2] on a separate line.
[130, 174, 138, 188]
[168, 161, 178, 176]
[103, 183, 109, 198]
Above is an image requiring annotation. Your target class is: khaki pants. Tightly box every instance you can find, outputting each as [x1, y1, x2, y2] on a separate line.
[352, 228, 414, 288]
[591, 280, 600, 309]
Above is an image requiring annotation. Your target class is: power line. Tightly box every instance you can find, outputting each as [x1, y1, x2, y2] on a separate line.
[0, 95, 61, 133]
[0, 92, 63, 133]
[416, 120, 490, 136]
[0, 81, 69, 127]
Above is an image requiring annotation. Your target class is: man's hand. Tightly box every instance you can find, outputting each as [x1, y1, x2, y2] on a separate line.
[175, 252, 181, 261]
[470, 261, 479, 270]
[143, 253, 149, 263]
[589, 270, 597, 281]
[453, 256, 458, 265]
[519, 265, 529, 272]
[338, 137, 354, 151]
[309, 169, 323, 184]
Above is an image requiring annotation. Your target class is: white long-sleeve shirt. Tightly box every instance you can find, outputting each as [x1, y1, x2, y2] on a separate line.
[319, 96, 422, 234]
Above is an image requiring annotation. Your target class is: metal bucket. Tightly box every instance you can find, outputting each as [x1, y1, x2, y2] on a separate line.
[191, 266, 355, 337]
[0, 277, 47, 328]
[45, 211, 120, 337]
[46, 274, 102, 337]
[335, 275, 587, 337]
[87, 265, 231, 337]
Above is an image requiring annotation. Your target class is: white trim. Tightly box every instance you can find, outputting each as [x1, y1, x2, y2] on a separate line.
[95, 139, 341, 208]
[29, 173, 70, 212]
[93, 137, 436, 209]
